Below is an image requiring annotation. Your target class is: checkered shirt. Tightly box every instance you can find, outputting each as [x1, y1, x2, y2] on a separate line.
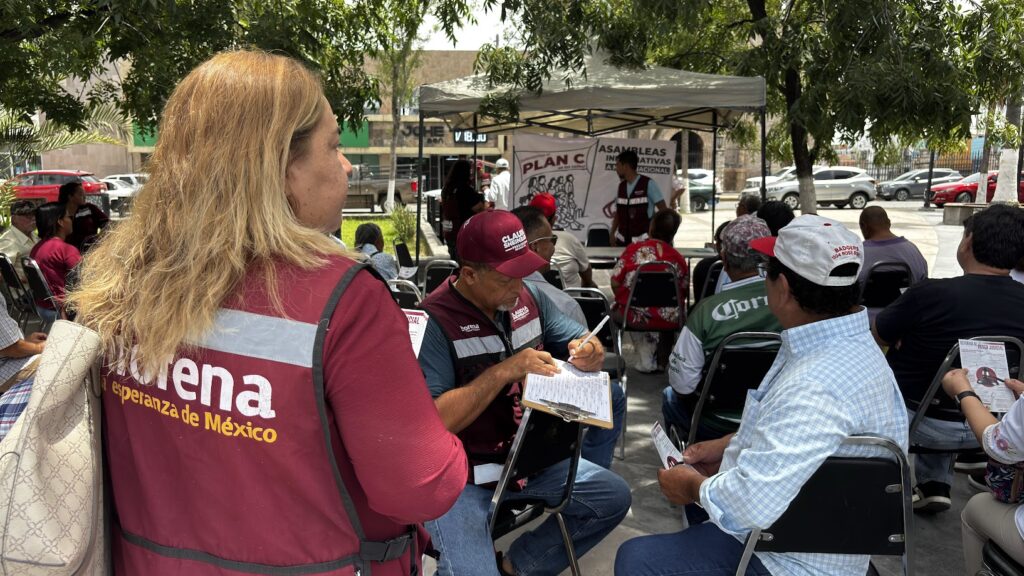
[699, 308, 909, 576]
[0, 296, 32, 385]
[0, 375, 33, 441]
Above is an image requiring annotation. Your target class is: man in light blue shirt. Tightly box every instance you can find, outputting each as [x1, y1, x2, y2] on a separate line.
[616, 215, 909, 576]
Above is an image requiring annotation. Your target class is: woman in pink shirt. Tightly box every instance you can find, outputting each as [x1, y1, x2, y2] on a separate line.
[28, 202, 81, 324]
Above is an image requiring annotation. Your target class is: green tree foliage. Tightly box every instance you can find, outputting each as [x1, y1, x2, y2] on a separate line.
[447, 0, 1022, 212]
[0, 0, 386, 132]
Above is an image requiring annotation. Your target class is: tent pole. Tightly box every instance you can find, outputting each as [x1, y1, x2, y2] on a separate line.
[416, 110, 424, 265]
[473, 114, 479, 190]
[760, 107, 767, 202]
[712, 111, 718, 235]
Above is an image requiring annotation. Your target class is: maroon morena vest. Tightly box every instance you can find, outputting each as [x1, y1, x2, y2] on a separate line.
[616, 175, 651, 244]
[420, 278, 544, 483]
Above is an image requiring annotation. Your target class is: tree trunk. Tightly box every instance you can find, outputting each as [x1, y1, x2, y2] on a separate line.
[784, 68, 816, 214]
[977, 105, 995, 205]
[385, 63, 400, 214]
[994, 96, 1022, 203]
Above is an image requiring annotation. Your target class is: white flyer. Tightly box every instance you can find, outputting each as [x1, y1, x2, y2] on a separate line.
[651, 422, 685, 469]
[404, 309, 429, 358]
[959, 339, 1015, 412]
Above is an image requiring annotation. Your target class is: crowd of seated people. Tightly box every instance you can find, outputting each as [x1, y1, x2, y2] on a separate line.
[3, 49, 1024, 576]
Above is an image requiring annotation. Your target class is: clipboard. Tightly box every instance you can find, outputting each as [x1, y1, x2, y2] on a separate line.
[522, 360, 614, 429]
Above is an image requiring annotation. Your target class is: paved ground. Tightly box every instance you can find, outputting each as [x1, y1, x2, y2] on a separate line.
[421, 199, 976, 576]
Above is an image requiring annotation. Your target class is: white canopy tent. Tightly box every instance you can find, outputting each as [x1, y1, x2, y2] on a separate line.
[413, 54, 769, 258]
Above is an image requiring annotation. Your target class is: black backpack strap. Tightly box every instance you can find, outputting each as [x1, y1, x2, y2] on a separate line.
[313, 263, 417, 575]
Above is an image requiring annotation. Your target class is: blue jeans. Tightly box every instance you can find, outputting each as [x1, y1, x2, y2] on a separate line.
[615, 523, 771, 576]
[580, 380, 625, 469]
[35, 305, 57, 326]
[909, 409, 979, 486]
[426, 458, 631, 576]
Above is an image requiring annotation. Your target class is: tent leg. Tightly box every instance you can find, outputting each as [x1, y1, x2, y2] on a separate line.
[473, 114, 479, 189]
[711, 112, 718, 235]
[760, 107, 767, 202]
[416, 111, 424, 265]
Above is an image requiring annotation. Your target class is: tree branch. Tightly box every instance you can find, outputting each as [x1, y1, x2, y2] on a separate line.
[0, 6, 106, 42]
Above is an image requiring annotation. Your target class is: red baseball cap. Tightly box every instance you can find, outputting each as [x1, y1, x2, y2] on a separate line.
[529, 193, 557, 219]
[456, 210, 548, 278]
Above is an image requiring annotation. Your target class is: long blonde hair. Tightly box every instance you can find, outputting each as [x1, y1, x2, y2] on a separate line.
[69, 50, 345, 374]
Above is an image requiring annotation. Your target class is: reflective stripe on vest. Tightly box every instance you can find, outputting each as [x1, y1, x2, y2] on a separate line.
[191, 308, 318, 368]
[616, 196, 648, 206]
[453, 335, 506, 359]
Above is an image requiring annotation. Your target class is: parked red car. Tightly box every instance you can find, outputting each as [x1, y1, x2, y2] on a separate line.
[8, 170, 108, 204]
[928, 171, 1024, 206]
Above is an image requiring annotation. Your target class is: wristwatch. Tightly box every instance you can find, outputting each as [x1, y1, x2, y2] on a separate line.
[955, 390, 981, 410]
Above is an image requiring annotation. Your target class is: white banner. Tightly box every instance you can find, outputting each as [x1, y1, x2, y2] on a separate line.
[510, 134, 677, 239]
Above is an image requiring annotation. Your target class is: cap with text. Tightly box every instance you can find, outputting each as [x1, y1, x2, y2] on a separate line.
[749, 215, 863, 286]
[457, 210, 548, 278]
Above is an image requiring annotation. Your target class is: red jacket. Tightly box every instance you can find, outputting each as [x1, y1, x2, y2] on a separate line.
[103, 256, 467, 575]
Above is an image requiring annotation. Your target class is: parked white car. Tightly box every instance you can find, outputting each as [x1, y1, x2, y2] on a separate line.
[104, 173, 149, 191]
[100, 178, 137, 215]
[765, 166, 877, 210]
[676, 168, 723, 192]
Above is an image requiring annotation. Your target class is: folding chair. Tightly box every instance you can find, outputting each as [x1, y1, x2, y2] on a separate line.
[20, 257, 60, 331]
[735, 435, 914, 576]
[686, 331, 782, 446]
[697, 259, 724, 304]
[394, 242, 416, 268]
[585, 224, 611, 247]
[542, 268, 564, 289]
[566, 287, 628, 459]
[979, 541, 1024, 576]
[861, 261, 914, 309]
[489, 408, 584, 576]
[622, 260, 685, 334]
[908, 336, 1024, 451]
[387, 279, 422, 309]
[422, 259, 458, 295]
[0, 253, 36, 330]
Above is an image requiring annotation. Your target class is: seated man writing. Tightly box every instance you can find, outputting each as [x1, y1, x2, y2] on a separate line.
[616, 215, 908, 576]
[664, 215, 781, 444]
[418, 210, 630, 576]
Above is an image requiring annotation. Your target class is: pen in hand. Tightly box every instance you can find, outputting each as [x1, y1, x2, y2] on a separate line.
[572, 315, 610, 357]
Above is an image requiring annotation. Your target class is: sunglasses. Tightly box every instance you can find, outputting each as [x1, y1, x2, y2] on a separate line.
[529, 235, 558, 247]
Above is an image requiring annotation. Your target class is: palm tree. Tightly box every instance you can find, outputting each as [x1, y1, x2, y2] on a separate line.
[0, 103, 132, 178]
[0, 103, 132, 227]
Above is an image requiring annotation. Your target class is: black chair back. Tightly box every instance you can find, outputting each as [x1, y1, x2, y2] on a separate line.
[0, 254, 36, 327]
[422, 259, 458, 295]
[981, 541, 1024, 576]
[21, 257, 59, 329]
[394, 242, 415, 268]
[542, 268, 564, 289]
[624, 261, 683, 331]
[566, 289, 615, 350]
[688, 332, 781, 445]
[861, 261, 913, 308]
[699, 259, 724, 302]
[909, 336, 1024, 436]
[0, 254, 26, 297]
[736, 435, 912, 576]
[586, 226, 611, 247]
[489, 409, 583, 539]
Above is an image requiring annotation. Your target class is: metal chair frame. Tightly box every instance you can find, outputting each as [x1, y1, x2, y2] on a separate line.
[0, 253, 37, 331]
[387, 279, 422, 309]
[20, 257, 61, 331]
[687, 331, 782, 446]
[566, 287, 628, 459]
[422, 259, 458, 295]
[908, 336, 1024, 445]
[489, 408, 584, 576]
[622, 260, 684, 333]
[735, 435, 914, 576]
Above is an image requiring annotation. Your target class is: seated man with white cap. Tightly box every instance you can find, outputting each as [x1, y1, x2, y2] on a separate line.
[615, 215, 909, 576]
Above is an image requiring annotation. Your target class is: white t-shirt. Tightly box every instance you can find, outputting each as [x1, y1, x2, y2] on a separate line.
[551, 231, 590, 288]
[488, 171, 511, 210]
[1011, 268, 1024, 285]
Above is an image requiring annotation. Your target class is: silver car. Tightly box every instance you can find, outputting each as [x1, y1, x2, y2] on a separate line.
[875, 168, 961, 201]
[765, 166, 876, 210]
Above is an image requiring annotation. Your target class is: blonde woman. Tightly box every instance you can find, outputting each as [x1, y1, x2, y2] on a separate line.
[69, 50, 467, 576]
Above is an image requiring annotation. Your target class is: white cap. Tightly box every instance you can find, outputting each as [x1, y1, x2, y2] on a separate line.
[495, 158, 510, 169]
[750, 215, 863, 286]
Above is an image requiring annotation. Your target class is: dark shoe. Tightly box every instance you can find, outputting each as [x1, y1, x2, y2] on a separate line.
[968, 470, 989, 492]
[955, 450, 988, 472]
[912, 481, 952, 514]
